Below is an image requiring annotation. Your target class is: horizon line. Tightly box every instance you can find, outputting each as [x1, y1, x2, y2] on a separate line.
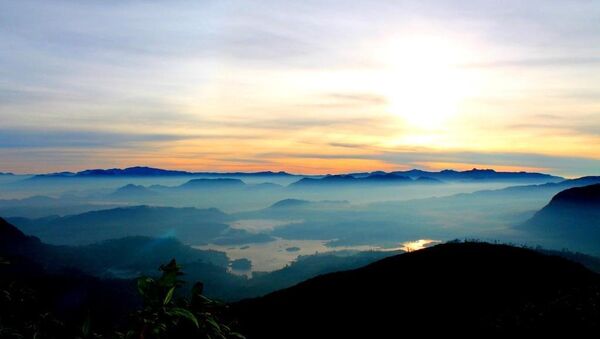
[1, 165, 569, 177]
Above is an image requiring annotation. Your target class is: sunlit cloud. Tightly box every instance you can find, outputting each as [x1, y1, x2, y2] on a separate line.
[0, 0, 599, 175]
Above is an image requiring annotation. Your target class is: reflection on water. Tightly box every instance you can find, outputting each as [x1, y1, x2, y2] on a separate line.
[195, 238, 439, 277]
[196, 238, 370, 276]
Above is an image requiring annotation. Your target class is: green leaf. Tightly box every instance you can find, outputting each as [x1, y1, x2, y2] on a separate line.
[168, 307, 199, 328]
[206, 317, 222, 332]
[163, 286, 175, 305]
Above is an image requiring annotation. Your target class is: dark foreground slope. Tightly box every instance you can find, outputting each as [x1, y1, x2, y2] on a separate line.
[234, 242, 600, 338]
[523, 184, 600, 254]
[0, 218, 244, 338]
[0, 218, 139, 336]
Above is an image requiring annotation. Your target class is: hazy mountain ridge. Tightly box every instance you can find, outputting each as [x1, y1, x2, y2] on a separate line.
[0, 195, 122, 218]
[1, 167, 572, 217]
[394, 168, 563, 182]
[6, 205, 273, 246]
[4, 174, 600, 254]
[288, 168, 562, 187]
[108, 183, 160, 198]
[0, 217, 401, 301]
[289, 173, 415, 187]
[30, 166, 296, 178]
[268, 198, 349, 209]
[26, 166, 562, 183]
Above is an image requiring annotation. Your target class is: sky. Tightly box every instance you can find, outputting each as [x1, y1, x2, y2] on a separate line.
[1, 0, 600, 176]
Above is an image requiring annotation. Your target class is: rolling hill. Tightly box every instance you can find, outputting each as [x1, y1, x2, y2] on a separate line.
[234, 242, 600, 337]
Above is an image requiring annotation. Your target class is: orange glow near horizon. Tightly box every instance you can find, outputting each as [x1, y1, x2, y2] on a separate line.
[1, 3, 599, 177]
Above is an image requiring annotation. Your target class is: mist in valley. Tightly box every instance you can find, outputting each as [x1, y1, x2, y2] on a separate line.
[3, 168, 599, 301]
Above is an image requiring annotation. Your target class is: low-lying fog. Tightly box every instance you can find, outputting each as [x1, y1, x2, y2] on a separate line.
[2, 170, 599, 280]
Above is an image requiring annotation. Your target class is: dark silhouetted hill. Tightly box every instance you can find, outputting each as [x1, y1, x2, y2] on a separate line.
[234, 242, 600, 337]
[241, 250, 398, 298]
[0, 217, 141, 335]
[0, 216, 27, 240]
[523, 184, 600, 254]
[542, 183, 600, 206]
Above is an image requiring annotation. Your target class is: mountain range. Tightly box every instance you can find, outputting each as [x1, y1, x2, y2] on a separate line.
[24, 166, 563, 183]
[30, 166, 294, 178]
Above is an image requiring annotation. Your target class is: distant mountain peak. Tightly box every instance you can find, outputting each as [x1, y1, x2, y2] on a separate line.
[77, 166, 190, 177]
[179, 178, 246, 188]
[466, 168, 496, 173]
[269, 199, 311, 209]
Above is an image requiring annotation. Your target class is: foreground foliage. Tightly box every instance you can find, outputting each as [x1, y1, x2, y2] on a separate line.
[0, 259, 244, 339]
[121, 259, 244, 339]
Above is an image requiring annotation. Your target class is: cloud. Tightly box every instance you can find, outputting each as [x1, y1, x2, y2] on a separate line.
[256, 149, 600, 177]
[379, 150, 600, 177]
[1, 0, 600, 176]
[215, 116, 387, 131]
[0, 129, 186, 149]
[459, 57, 600, 69]
[506, 113, 600, 137]
[328, 142, 372, 149]
[0, 129, 255, 149]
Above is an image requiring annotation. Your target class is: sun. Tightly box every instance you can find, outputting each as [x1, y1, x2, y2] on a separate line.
[377, 35, 473, 129]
